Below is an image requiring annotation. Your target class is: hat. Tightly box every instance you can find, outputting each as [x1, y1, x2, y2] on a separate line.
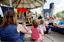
[50, 16, 53, 18]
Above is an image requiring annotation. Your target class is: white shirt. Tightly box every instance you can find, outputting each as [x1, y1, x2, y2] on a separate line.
[53, 19, 59, 24]
[38, 24, 46, 32]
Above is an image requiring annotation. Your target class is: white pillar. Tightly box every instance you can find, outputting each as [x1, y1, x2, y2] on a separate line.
[42, 0, 44, 19]
[9, 0, 12, 7]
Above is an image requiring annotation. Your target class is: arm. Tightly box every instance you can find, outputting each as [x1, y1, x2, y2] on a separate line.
[53, 24, 58, 27]
[58, 25, 64, 28]
[17, 24, 27, 33]
[39, 28, 44, 35]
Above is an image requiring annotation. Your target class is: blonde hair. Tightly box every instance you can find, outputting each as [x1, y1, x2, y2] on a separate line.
[2, 10, 17, 28]
[40, 19, 45, 25]
[32, 19, 39, 28]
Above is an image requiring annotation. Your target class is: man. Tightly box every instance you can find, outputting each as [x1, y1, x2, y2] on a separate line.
[49, 16, 64, 34]
[53, 16, 64, 28]
[53, 16, 59, 25]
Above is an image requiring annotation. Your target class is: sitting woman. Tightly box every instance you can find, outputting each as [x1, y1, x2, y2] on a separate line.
[26, 11, 32, 24]
[0, 10, 27, 42]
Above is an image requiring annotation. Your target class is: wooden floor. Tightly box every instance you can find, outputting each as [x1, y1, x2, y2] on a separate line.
[25, 26, 64, 42]
[0, 26, 64, 42]
[0, 19, 64, 42]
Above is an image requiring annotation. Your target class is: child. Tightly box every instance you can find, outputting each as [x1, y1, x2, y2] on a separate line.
[38, 19, 46, 33]
[31, 19, 45, 42]
[20, 22, 28, 42]
[48, 16, 53, 26]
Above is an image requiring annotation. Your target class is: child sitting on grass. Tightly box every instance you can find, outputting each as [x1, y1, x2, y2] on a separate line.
[20, 22, 28, 42]
[38, 19, 46, 33]
[31, 19, 45, 42]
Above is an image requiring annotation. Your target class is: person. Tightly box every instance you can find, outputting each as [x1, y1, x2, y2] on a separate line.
[45, 18, 50, 27]
[0, 10, 27, 42]
[45, 18, 52, 34]
[48, 16, 53, 25]
[35, 12, 38, 19]
[38, 19, 46, 33]
[38, 15, 42, 19]
[31, 19, 45, 42]
[53, 16, 64, 28]
[53, 16, 59, 25]
[49, 16, 64, 34]
[45, 13, 49, 20]
[26, 10, 32, 24]
[20, 22, 28, 42]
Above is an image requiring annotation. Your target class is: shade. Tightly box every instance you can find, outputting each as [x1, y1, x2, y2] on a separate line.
[0, 0, 46, 9]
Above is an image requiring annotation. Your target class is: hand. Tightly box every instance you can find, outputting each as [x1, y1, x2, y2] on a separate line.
[53, 24, 58, 27]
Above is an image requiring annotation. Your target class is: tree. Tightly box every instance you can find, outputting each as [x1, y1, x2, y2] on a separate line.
[56, 12, 62, 18]
[61, 10, 64, 14]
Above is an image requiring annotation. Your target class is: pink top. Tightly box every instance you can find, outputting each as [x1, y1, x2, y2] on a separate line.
[31, 26, 45, 41]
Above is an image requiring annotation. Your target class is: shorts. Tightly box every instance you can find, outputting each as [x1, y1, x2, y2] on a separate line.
[27, 18, 31, 20]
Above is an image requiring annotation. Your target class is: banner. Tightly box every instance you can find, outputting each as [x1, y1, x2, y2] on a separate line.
[43, 9, 51, 19]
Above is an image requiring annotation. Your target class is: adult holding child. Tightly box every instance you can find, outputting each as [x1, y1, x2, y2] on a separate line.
[0, 10, 27, 42]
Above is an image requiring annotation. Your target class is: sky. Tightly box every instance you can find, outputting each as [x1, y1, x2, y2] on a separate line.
[44, 0, 64, 14]
[31, 0, 64, 14]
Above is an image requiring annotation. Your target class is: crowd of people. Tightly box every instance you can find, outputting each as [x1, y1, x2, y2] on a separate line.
[0, 10, 64, 42]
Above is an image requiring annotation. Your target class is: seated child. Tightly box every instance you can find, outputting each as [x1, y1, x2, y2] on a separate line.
[45, 18, 52, 34]
[48, 16, 53, 26]
[38, 19, 46, 33]
[31, 19, 45, 42]
[20, 22, 28, 42]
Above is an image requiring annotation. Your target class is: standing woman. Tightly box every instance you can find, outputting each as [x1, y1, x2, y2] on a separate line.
[0, 10, 27, 42]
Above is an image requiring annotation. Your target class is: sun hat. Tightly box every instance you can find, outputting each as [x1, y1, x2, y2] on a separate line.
[50, 16, 53, 18]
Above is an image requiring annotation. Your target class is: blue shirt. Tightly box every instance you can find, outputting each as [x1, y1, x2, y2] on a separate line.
[20, 26, 26, 42]
[0, 24, 23, 42]
[58, 21, 64, 25]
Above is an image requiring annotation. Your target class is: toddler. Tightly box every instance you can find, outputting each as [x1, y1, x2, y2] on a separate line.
[31, 19, 45, 42]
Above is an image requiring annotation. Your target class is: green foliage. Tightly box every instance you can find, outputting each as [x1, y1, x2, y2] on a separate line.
[52, 14, 56, 17]
[56, 12, 62, 18]
[61, 10, 64, 14]
[54, 10, 64, 18]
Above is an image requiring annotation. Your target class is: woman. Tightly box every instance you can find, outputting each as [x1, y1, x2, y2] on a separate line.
[26, 11, 32, 24]
[0, 10, 27, 42]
